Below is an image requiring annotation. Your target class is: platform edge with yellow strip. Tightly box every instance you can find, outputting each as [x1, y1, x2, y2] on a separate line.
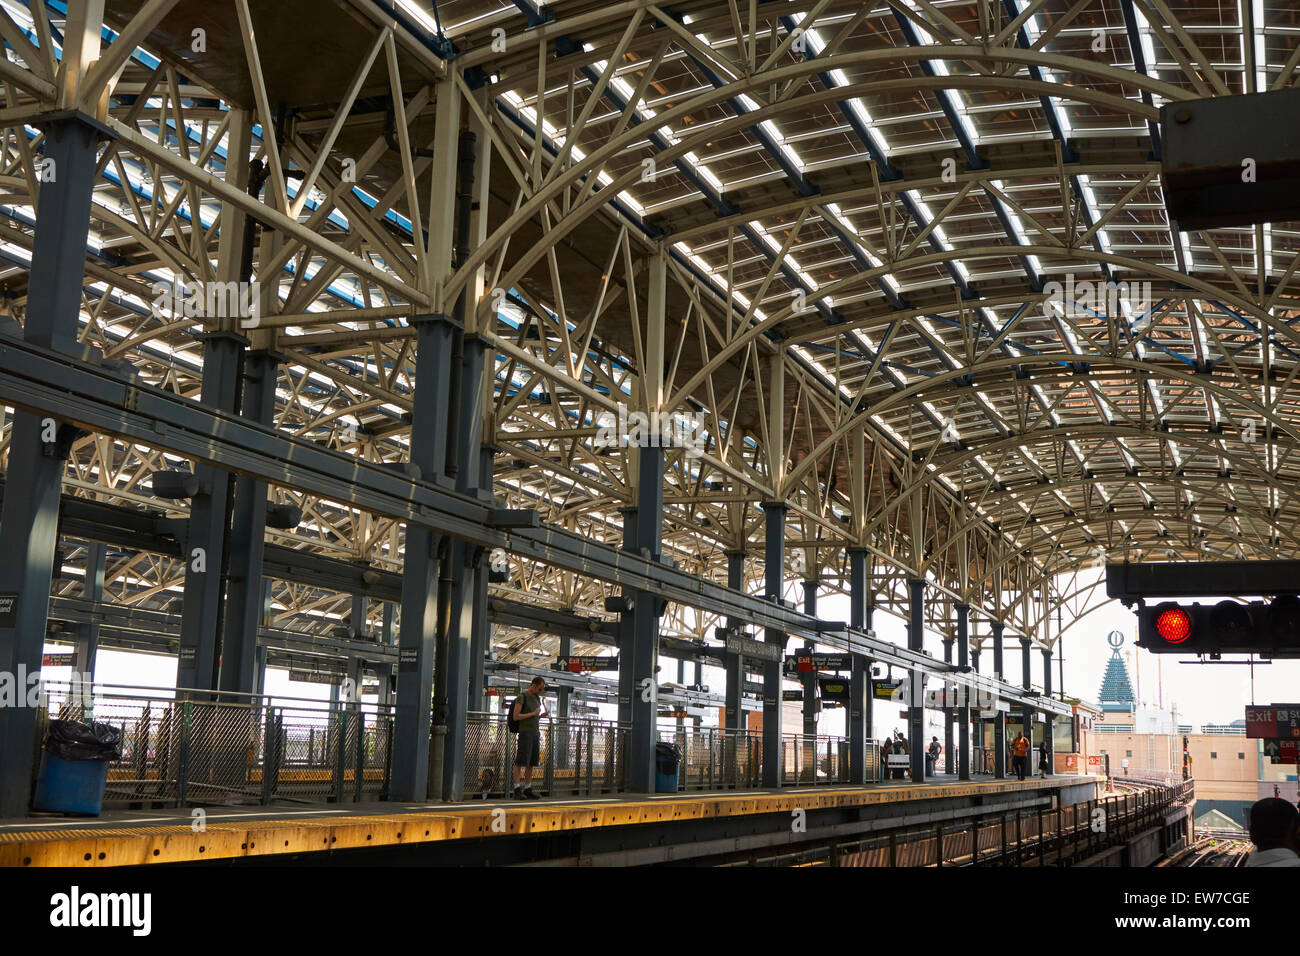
[0, 776, 1103, 867]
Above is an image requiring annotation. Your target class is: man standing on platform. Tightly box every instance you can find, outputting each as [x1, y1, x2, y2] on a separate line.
[1010, 730, 1030, 781]
[511, 677, 548, 799]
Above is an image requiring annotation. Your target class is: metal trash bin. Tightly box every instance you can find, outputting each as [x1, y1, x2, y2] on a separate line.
[32, 720, 122, 815]
[654, 741, 681, 793]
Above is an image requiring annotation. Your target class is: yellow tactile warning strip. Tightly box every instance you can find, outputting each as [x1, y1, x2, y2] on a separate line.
[0, 776, 1101, 867]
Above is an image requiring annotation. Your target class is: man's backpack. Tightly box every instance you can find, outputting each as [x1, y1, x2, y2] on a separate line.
[506, 697, 520, 733]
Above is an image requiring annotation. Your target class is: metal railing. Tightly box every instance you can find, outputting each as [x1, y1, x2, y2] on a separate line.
[463, 713, 628, 798]
[36, 682, 393, 807]
[32, 682, 898, 807]
[830, 775, 1193, 866]
[656, 726, 763, 789]
[780, 734, 851, 786]
[654, 728, 883, 790]
[1118, 768, 1188, 786]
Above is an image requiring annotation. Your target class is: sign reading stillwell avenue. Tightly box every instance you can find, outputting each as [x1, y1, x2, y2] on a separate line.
[552, 655, 619, 672]
[787, 652, 854, 672]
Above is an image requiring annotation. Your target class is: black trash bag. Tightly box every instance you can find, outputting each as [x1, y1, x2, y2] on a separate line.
[44, 720, 122, 762]
[654, 740, 681, 770]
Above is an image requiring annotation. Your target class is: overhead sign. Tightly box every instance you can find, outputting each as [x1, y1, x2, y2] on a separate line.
[819, 677, 851, 705]
[725, 634, 782, 663]
[1263, 739, 1299, 764]
[660, 709, 689, 719]
[41, 651, 73, 667]
[782, 689, 805, 701]
[553, 655, 619, 672]
[289, 669, 341, 684]
[873, 680, 902, 701]
[742, 679, 765, 696]
[486, 686, 520, 697]
[1246, 704, 1300, 739]
[787, 652, 854, 672]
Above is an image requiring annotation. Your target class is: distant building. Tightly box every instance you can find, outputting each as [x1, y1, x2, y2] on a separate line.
[1088, 634, 1281, 825]
[1096, 640, 1137, 732]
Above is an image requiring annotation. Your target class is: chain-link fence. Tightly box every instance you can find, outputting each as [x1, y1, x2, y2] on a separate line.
[780, 734, 852, 786]
[34, 683, 896, 806]
[37, 682, 393, 808]
[656, 726, 763, 790]
[463, 713, 628, 798]
[655, 728, 884, 790]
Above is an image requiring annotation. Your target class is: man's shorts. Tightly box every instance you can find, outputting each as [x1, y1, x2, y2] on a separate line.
[514, 730, 541, 768]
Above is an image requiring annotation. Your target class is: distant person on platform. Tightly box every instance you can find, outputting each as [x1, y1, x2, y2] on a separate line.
[511, 677, 548, 799]
[1244, 798, 1300, 867]
[927, 736, 941, 774]
[1037, 739, 1050, 777]
[1010, 731, 1030, 781]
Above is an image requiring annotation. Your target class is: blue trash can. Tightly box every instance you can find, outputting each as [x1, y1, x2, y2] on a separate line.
[32, 752, 111, 815]
[31, 719, 122, 815]
[654, 741, 681, 793]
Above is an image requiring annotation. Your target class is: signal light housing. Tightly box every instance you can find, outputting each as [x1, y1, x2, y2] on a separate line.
[1137, 596, 1300, 654]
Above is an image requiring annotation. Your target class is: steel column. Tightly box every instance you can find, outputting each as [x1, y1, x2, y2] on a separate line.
[971, 643, 981, 771]
[217, 349, 279, 695]
[848, 547, 869, 784]
[761, 502, 787, 788]
[723, 549, 746, 731]
[556, 635, 571, 770]
[441, 331, 489, 801]
[176, 331, 244, 691]
[942, 637, 954, 774]
[956, 604, 971, 780]
[0, 111, 110, 816]
[992, 620, 1006, 779]
[1020, 636, 1034, 779]
[467, 444, 494, 713]
[801, 578, 817, 739]
[389, 312, 456, 802]
[907, 578, 925, 782]
[254, 644, 268, 695]
[616, 505, 638, 729]
[72, 542, 105, 679]
[377, 602, 396, 707]
[626, 444, 664, 793]
[1042, 647, 1053, 775]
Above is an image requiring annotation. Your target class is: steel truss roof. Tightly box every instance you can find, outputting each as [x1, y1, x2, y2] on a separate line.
[1, 0, 1297, 668]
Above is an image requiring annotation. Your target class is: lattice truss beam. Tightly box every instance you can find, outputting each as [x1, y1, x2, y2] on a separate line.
[0, 0, 1298, 665]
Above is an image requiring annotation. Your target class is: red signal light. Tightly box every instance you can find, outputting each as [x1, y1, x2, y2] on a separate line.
[1154, 606, 1193, 644]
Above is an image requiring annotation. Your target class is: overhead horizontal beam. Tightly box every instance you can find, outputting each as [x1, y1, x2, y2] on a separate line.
[1106, 561, 1300, 602]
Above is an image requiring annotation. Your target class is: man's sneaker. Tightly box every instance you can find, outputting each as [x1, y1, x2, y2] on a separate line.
[511, 786, 523, 799]
[522, 788, 540, 800]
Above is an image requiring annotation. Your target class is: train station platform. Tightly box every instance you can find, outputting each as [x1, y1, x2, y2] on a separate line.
[0, 774, 1105, 867]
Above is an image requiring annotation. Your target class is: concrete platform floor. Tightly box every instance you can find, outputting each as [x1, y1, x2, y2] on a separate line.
[0, 773, 1102, 866]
